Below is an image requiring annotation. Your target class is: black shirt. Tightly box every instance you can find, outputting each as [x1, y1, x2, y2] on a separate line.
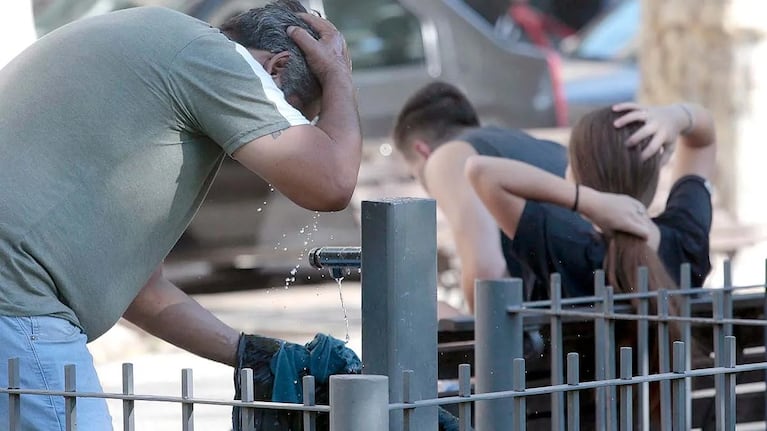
[509, 175, 712, 297]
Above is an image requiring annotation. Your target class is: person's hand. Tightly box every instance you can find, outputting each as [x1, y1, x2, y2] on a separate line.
[586, 191, 652, 239]
[612, 102, 690, 164]
[288, 13, 352, 84]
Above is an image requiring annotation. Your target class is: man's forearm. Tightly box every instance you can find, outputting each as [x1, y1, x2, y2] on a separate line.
[314, 74, 362, 186]
[123, 270, 240, 367]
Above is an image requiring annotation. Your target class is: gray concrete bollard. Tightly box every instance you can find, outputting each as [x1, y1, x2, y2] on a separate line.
[329, 375, 389, 431]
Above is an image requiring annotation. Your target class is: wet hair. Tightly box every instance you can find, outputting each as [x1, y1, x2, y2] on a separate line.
[219, 0, 321, 109]
[393, 81, 480, 159]
[569, 106, 679, 419]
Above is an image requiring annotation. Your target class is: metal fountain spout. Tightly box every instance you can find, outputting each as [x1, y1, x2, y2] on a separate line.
[308, 246, 361, 279]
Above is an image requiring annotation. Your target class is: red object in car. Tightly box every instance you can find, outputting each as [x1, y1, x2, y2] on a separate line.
[507, 3, 576, 50]
[544, 49, 569, 127]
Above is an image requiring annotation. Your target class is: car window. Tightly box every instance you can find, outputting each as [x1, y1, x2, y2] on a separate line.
[573, 0, 639, 60]
[322, 0, 425, 70]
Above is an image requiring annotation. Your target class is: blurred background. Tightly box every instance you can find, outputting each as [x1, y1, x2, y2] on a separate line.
[2, 0, 767, 428]
[3, 0, 649, 295]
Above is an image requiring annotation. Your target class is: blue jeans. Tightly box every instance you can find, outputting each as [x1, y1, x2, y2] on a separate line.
[0, 315, 113, 430]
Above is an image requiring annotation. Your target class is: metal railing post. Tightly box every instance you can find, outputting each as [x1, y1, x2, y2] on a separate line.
[594, 271, 608, 430]
[360, 198, 438, 431]
[713, 290, 725, 431]
[605, 286, 617, 431]
[181, 368, 194, 431]
[239, 368, 255, 431]
[458, 364, 472, 431]
[567, 353, 580, 431]
[619, 347, 633, 431]
[723, 260, 733, 338]
[764, 259, 767, 426]
[475, 278, 523, 431]
[329, 375, 388, 431]
[402, 370, 414, 431]
[550, 274, 565, 431]
[636, 267, 650, 431]
[64, 364, 77, 431]
[8, 358, 20, 431]
[723, 336, 737, 430]
[303, 376, 317, 431]
[122, 363, 135, 431]
[657, 289, 672, 431]
[512, 358, 526, 431]
[679, 263, 692, 429]
[672, 341, 687, 431]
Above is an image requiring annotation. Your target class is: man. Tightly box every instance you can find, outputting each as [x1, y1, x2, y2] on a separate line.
[393, 81, 580, 312]
[0, 1, 361, 428]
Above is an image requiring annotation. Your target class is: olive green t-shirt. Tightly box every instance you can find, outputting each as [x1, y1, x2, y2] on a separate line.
[0, 7, 308, 340]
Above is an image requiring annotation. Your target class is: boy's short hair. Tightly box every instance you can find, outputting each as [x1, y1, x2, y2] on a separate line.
[392, 81, 480, 158]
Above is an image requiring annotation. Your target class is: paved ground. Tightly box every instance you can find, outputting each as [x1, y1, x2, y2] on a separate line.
[89, 281, 363, 430]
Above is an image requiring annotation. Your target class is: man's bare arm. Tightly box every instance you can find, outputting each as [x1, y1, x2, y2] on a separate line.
[123, 266, 240, 367]
[233, 13, 361, 212]
[423, 141, 507, 312]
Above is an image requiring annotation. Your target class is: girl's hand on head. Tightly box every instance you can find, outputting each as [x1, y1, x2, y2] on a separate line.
[611, 103, 684, 164]
[589, 191, 651, 239]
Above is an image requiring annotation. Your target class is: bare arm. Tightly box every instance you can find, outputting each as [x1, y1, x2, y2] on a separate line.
[123, 266, 240, 367]
[232, 14, 362, 212]
[669, 103, 717, 182]
[424, 142, 508, 312]
[466, 156, 654, 240]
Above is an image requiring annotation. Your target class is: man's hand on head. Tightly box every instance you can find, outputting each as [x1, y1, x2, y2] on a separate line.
[287, 13, 352, 84]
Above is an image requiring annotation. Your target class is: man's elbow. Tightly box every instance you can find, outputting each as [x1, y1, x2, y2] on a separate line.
[307, 180, 355, 212]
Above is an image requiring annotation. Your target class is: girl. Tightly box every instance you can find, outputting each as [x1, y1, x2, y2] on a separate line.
[466, 102, 715, 298]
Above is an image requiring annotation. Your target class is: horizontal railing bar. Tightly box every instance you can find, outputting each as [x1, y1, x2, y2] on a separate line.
[512, 307, 767, 326]
[0, 389, 331, 412]
[388, 362, 767, 411]
[523, 288, 764, 309]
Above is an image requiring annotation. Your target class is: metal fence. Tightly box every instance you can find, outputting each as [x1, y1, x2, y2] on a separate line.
[3, 198, 766, 430]
[4, 266, 766, 430]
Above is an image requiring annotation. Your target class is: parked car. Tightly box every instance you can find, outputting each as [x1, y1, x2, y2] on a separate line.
[31, 0, 564, 291]
[558, 0, 640, 124]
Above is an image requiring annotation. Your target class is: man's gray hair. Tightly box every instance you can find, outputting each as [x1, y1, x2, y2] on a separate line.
[220, 0, 321, 109]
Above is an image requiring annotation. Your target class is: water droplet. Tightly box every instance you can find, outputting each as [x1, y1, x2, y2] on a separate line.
[283, 247, 288, 251]
[257, 208, 262, 212]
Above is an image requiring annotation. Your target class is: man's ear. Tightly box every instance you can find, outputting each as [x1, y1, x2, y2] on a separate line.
[413, 139, 432, 159]
[263, 51, 291, 86]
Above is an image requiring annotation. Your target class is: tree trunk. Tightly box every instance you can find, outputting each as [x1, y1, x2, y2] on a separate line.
[639, 0, 767, 282]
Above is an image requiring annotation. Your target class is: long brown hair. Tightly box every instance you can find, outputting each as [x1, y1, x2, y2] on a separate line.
[569, 107, 677, 300]
[569, 107, 679, 420]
